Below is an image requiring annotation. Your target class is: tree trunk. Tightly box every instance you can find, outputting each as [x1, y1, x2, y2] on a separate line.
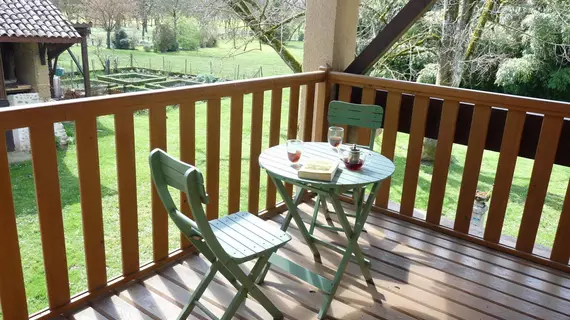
[423, 0, 462, 162]
[106, 30, 111, 49]
[226, 0, 303, 73]
[142, 17, 148, 38]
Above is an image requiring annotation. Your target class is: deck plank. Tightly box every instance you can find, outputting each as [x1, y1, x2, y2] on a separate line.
[290, 203, 569, 320]
[142, 271, 228, 319]
[177, 258, 321, 320]
[92, 295, 153, 320]
[69, 306, 109, 320]
[159, 262, 273, 320]
[269, 217, 512, 320]
[117, 283, 191, 320]
[69, 200, 570, 320]
[365, 211, 570, 289]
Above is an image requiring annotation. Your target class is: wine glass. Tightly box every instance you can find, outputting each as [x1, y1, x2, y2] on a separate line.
[286, 139, 303, 168]
[328, 126, 344, 149]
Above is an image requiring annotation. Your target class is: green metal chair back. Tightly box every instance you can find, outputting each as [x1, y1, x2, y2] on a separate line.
[149, 148, 230, 262]
[327, 100, 384, 149]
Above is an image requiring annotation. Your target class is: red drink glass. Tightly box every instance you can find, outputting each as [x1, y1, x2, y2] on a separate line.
[286, 139, 303, 166]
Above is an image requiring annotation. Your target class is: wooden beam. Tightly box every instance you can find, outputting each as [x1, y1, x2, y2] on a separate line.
[0, 46, 7, 100]
[67, 48, 83, 76]
[344, 0, 437, 75]
[80, 34, 91, 97]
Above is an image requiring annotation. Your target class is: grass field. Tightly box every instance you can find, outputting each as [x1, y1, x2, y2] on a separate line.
[5, 30, 570, 317]
[58, 27, 304, 80]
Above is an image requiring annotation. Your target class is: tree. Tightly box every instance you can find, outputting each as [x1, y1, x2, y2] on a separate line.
[157, 0, 192, 40]
[223, 0, 306, 73]
[83, 0, 134, 49]
[53, 0, 84, 22]
[136, 0, 157, 38]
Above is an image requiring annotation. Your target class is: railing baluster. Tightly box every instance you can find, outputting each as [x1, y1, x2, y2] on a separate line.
[0, 132, 28, 319]
[426, 100, 460, 224]
[228, 95, 244, 214]
[114, 111, 139, 275]
[75, 117, 107, 291]
[206, 98, 221, 220]
[312, 80, 331, 142]
[454, 105, 492, 233]
[266, 89, 283, 209]
[358, 88, 376, 146]
[303, 83, 316, 142]
[179, 102, 195, 248]
[516, 115, 564, 253]
[29, 124, 70, 309]
[337, 84, 352, 141]
[400, 96, 430, 217]
[551, 180, 570, 263]
[249, 92, 264, 214]
[484, 110, 526, 243]
[149, 106, 168, 261]
[376, 91, 402, 208]
[286, 85, 300, 196]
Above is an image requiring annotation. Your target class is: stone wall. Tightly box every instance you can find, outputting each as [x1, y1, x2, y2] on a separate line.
[13, 43, 51, 101]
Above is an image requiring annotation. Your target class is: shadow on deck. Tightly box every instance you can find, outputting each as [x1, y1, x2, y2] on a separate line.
[67, 200, 570, 320]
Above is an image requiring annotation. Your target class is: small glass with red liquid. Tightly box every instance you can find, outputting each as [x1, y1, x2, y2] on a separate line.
[286, 139, 303, 167]
[328, 126, 344, 149]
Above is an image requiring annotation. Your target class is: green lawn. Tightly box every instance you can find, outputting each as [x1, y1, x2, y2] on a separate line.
[5, 35, 570, 317]
[58, 29, 304, 80]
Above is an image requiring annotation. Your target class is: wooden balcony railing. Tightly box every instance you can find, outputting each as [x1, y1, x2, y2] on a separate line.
[0, 70, 326, 319]
[1, 68, 570, 319]
[318, 71, 570, 273]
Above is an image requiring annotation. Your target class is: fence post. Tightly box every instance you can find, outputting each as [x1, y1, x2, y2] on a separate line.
[105, 59, 110, 75]
[162, 57, 165, 70]
[91, 59, 95, 71]
[185, 59, 188, 74]
[210, 61, 213, 74]
[237, 64, 240, 79]
[130, 53, 133, 68]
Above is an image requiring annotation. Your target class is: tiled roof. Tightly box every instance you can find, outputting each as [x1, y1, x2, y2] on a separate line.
[0, 0, 81, 42]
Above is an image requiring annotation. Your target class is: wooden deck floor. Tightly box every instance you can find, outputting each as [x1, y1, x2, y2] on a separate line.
[67, 201, 570, 320]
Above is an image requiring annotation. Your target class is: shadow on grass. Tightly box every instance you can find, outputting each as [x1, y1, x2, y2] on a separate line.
[10, 120, 117, 217]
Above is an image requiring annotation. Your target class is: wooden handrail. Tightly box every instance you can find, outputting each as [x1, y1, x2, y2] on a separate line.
[0, 71, 326, 130]
[329, 71, 570, 117]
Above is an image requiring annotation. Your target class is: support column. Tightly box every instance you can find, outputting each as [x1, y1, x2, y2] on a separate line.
[300, 0, 360, 140]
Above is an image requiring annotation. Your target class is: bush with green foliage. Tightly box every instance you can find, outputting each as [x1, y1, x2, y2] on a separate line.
[200, 28, 218, 48]
[153, 24, 178, 52]
[495, 54, 544, 96]
[177, 18, 201, 51]
[297, 30, 304, 41]
[416, 63, 438, 84]
[113, 29, 134, 50]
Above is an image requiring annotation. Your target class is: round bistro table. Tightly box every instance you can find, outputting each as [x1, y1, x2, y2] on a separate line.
[258, 142, 395, 319]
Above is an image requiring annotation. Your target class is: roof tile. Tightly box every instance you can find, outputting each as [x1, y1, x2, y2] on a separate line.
[0, 0, 80, 41]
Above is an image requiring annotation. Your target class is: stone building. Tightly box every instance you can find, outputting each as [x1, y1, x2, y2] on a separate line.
[0, 0, 82, 151]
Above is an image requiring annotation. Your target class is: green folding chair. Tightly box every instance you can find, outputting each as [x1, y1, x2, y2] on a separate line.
[149, 149, 291, 320]
[309, 100, 384, 235]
